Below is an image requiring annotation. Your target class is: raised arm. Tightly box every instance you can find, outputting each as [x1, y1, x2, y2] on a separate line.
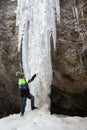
[28, 74, 36, 83]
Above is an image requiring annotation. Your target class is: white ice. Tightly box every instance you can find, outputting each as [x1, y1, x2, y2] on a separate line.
[72, 0, 85, 42]
[16, 0, 60, 110]
[0, 110, 87, 130]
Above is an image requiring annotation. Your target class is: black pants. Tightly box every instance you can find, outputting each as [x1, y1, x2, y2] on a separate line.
[21, 94, 35, 112]
[19, 88, 35, 112]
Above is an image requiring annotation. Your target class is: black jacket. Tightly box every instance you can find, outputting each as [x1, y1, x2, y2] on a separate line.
[19, 74, 36, 97]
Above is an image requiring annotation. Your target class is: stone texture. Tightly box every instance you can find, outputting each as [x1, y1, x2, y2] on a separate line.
[50, 0, 87, 116]
[0, 0, 20, 118]
[0, 0, 87, 118]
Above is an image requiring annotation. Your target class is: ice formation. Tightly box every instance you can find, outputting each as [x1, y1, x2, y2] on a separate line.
[16, 0, 60, 110]
[72, 0, 85, 43]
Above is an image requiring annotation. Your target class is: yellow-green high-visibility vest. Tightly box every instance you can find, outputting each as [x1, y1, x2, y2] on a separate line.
[18, 78, 28, 85]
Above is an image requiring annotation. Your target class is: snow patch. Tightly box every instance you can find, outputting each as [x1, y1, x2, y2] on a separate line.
[0, 110, 87, 130]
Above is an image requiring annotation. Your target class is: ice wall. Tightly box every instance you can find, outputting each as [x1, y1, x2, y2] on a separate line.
[16, 0, 60, 110]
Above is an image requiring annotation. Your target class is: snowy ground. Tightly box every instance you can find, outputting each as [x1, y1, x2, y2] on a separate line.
[0, 109, 87, 130]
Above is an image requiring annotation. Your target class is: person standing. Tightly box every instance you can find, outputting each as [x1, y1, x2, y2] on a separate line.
[16, 71, 38, 116]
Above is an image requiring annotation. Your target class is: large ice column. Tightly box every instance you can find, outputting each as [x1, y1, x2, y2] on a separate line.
[16, 0, 60, 110]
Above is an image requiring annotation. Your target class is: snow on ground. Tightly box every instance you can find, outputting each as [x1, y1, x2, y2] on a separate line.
[0, 109, 87, 130]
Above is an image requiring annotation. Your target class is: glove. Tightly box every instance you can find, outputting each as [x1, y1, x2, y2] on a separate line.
[30, 74, 36, 82]
[33, 74, 36, 78]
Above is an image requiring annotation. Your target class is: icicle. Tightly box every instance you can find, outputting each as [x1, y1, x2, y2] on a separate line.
[55, 0, 60, 23]
[72, 0, 85, 43]
[72, 1, 80, 42]
[16, 0, 60, 111]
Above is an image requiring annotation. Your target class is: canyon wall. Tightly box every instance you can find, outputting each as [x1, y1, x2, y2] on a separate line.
[51, 0, 87, 116]
[0, 0, 87, 117]
[0, 0, 20, 117]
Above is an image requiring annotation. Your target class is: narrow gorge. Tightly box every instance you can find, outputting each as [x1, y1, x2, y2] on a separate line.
[0, 0, 87, 118]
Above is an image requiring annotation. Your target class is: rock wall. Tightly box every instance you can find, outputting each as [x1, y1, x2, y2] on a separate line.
[0, 0, 20, 118]
[50, 0, 87, 116]
[0, 0, 87, 118]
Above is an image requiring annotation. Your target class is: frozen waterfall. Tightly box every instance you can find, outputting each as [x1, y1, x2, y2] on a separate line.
[16, 0, 60, 110]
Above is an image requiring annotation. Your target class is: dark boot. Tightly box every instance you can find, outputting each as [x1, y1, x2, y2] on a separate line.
[21, 110, 24, 116]
[31, 106, 38, 110]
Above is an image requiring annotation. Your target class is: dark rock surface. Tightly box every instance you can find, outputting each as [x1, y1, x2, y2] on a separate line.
[0, 0, 87, 118]
[50, 0, 87, 116]
[0, 0, 20, 118]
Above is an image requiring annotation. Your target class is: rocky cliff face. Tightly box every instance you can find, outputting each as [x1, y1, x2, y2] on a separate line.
[51, 0, 87, 116]
[0, 0, 20, 118]
[0, 0, 87, 118]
